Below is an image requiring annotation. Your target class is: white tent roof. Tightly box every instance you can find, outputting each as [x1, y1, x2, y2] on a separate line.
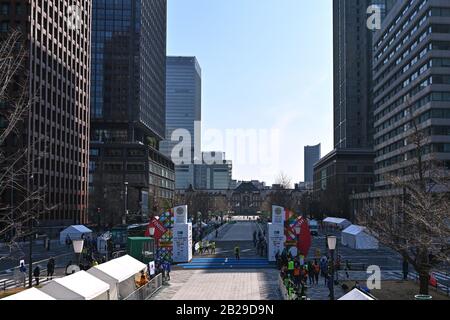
[91, 255, 146, 282]
[40, 271, 109, 300]
[342, 225, 366, 235]
[323, 217, 350, 226]
[2, 288, 56, 300]
[61, 225, 92, 234]
[339, 288, 376, 300]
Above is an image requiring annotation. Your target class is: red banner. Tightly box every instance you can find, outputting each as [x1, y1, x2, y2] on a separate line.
[145, 217, 167, 240]
[296, 217, 312, 257]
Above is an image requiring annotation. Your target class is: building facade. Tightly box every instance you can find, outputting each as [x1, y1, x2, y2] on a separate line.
[161, 56, 201, 161]
[304, 144, 321, 183]
[89, 0, 174, 226]
[161, 56, 202, 190]
[1, 1, 92, 229]
[372, 0, 450, 189]
[194, 152, 233, 191]
[313, 149, 375, 220]
[333, 0, 397, 149]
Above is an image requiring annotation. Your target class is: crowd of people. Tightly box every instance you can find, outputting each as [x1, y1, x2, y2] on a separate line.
[276, 248, 345, 300]
[196, 240, 216, 255]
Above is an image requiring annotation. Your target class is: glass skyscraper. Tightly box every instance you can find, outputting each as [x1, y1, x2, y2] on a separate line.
[89, 0, 174, 225]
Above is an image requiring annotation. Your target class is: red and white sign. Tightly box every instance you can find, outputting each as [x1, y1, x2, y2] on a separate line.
[145, 217, 167, 240]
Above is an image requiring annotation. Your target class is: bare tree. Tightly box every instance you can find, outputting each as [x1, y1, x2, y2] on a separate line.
[0, 30, 51, 262]
[358, 117, 450, 295]
[264, 173, 297, 211]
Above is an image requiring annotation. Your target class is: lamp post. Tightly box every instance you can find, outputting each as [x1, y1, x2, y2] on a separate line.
[149, 227, 157, 262]
[123, 182, 129, 225]
[27, 174, 34, 288]
[327, 235, 337, 300]
[72, 239, 84, 267]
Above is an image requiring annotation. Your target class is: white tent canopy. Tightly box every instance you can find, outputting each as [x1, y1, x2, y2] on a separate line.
[40, 271, 110, 300]
[2, 287, 56, 300]
[59, 225, 93, 244]
[87, 255, 146, 300]
[323, 217, 352, 229]
[341, 225, 379, 250]
[339, 288, 376, 300]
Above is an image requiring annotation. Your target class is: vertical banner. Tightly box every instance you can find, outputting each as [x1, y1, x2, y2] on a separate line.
[268, 223, 286, 262]
[157, 209, 174, 263]
[172, 223, 193, 263]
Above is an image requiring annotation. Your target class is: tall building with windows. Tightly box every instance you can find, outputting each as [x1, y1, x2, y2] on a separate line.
[161, 56, 201, 160]
[0, 1, 92, 230]
[333, 0, 397, 149]
[89, 0, 174, 226]
[304, 144, 321, 183]
[372, 0, 450, 189]
[161, 56, 202, 190]
[314, 0, 396, 219]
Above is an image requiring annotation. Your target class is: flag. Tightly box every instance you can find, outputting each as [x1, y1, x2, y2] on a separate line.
[296, 217, 312, 257]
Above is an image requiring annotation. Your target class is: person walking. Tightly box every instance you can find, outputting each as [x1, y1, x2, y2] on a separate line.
[164, 262, 171, 281]
[234, 245, 240, 260]
[307, 261, 314, 285]
[402, 260, 409, 281]
[313, 259, 320, 285]
[211, 242, 216, 254]
[33, 265, 40, 286]
[47, 258, 55, 280]
[19, 261, 27, 287]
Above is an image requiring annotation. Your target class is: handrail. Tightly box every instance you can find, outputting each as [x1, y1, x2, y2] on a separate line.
[123, 273, 163, 300]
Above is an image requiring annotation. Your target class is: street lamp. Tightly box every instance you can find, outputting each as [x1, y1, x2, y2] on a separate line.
[327, 235, 337, 300]
[73, 239, 84, 267]
[149, 227, 157, 262]
[27, 174, 34, 288]
[123, 182, 129, 225]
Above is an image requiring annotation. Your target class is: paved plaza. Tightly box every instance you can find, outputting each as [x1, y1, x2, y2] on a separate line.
[151, 269, 282, 300]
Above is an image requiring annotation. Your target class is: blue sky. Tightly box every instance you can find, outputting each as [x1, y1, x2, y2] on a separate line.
[167, 0, 334, 185]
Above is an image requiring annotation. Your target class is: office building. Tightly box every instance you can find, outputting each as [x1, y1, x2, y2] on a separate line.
[161, 56, 202, 162]
[372, 0, 450, 188]
[0, 1, 92, 230]
[194, 152, 233, 190]
[89, 0, 174, 226]
[333, 0, 397, 149]
[304, 144, 321, 183]
[313, 0, 396, 219]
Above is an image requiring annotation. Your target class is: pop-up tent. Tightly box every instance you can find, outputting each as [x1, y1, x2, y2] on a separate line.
[87, 255, 147, 300]
[339, 288, 376, 300]
[40, 271, 110, 300]
[2, 287, 56, 300]
[59, 225, 93, 244]
[341, 225, 379, 250]
[323, 217, 352, 230]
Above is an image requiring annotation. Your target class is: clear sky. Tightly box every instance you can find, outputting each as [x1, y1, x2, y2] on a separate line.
[167, 0, 334, 185]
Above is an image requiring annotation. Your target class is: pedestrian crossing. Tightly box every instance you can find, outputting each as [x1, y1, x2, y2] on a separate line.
[177, 258, 275, 270]
[336, 270, 450, 295]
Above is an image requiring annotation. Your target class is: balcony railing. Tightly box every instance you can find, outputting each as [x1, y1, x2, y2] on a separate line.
[123, 274, 163, 300]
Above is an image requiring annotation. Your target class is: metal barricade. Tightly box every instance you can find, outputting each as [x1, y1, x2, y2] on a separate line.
[124, 274, 163, 300]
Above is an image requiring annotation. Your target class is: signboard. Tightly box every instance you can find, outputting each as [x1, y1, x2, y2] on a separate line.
[272, 206, 285, 225]
[268, 223, 286, 262]
[174, 205, 188, 224]
[172, 223, 193, 263]
[149, 261, 155, 276]
[145, 217, 167, 240]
